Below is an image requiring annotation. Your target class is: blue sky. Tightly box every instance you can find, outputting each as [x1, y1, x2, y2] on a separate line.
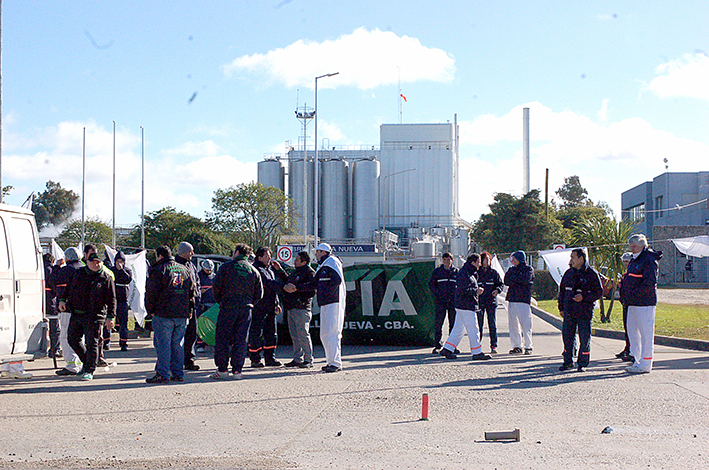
[3, 1, 708, 235]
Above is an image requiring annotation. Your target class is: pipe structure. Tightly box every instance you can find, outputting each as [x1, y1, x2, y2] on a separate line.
[523, 108, 530, 195]
[140, 126, 145, 249]
[81, 127, 86, 247]
[112, 121, 116, 248]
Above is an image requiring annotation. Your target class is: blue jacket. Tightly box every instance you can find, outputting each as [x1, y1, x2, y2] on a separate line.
[477, 266, 504, 306]
[428, 265, 458, 305]
[315, 254, 342, 307]
[252, 259, 288, 315]
[558, 265, 603, 318]
[504, 263, 534, 304]
[454, 262, 480, 311]
[620, 248, 662, 307]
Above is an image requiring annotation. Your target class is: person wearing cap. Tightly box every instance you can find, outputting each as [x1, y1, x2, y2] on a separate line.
[110, 251, 133, 352]
[43, 253, 60, 359]
[282, 251, 317, 368]
[58, 252, 116, 381]
[175, 241, 202, 371]
[211, 243, 263, 380]
[314, 243, 346, 373]
[248, 247, 288, 368]
[145, 245, 195, 384]
[477, 251, 504, 354]
[439, 253, 492, 361]
[622, 234, 662, 374]
[615, 252, 634, 362]
[557, 248, 603, 372]
[428, 252, 458, 354]
[51, 247, 85, 376]
[504, 250, 535, 355]
[81, 244, 114, 364]
[196, 259, 216, 353]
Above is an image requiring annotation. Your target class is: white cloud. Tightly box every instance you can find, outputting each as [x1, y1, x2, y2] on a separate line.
[645, 52, 709, 100]
[224, 27, 456, 90]
[597, 99, 609, 125]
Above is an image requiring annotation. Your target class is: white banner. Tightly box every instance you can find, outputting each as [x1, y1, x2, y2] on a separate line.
[104, 245, 148, 326]
[51, 239, 65, 264]
[539, 247, 587, 286]
[672, 236, 709, 258]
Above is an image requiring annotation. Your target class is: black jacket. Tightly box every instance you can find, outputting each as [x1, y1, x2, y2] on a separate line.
[63, 265, 116, 321]
[252, 259, 288, 315]
[558, 265, 603, 318]
[315, 254, 342, 307]
[145, 256, 194, 319]
[620, 248, 662, 307]
[428, 265, 458, 305]
[454, 262, 480, 311]
[213, 255, 263, 309]
[504, 263, 534, 304]
[110, 265, 133, 304]
[477, 266, 504, 306]
[176, 254, 201, 312]
[53, 261, 83, 301]
[282, 264, 316, 311]
[198, 269, 216, 305]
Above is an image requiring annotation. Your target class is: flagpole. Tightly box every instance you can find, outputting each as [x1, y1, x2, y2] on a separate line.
[112, 121, 116, 248]
[81, 127, 86, 247]
[398, 68, 402, 124]
[140, 126, 145, 249]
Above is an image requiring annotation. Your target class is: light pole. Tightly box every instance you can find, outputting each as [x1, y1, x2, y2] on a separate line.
[313, 71, 339, 247]
[380, 168, 416, 240]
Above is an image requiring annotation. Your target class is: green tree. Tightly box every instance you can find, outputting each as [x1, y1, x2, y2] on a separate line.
[56, 216, 113, 248]
[472, 190, 564, 254]
[32, 181, 80, 228]
[556, 204, 610, 231]
[207, 182, 295, 251]
[556, 175, 588, 209]
[123, 207, 208, 252]
[2, 185, 13, 197]
[571, 217, 635, 323]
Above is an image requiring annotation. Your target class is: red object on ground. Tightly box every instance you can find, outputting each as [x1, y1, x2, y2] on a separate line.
[421, 393, 429, 420]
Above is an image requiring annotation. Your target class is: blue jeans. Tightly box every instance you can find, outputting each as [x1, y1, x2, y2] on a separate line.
[562, 314, 592, 367]
[152, 316, 188, 379]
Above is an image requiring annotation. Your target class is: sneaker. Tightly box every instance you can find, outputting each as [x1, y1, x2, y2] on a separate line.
[615, 351, 628, 359]
[625, 365, 649, 374]
[621, 354, 635, 363]
[432, 346, 441, 355]
[250, 360, 265, 369]
[232, 371, 244, 380]
[472, 353, 492, 361]
[80, 372, 94, 381]
[170, 376, 184, 382]
[558, 363, 574, 371]
[210, 370, 232, 380]
[577, 366, 586, 372]
[146, 374, 170, 384]
[440, 349, 457, 360]
[509, 347, 523, 355]
[284, 360, 304, 368]
[298, 361, 313, 369]
[322, 364, 342, 373]
[490, 348, 498, 354]
[264, 358, 282, 367]
[184, 362, 201, 371]
[96, 359, 109, 368]
[1, 370, 33, 379]
[120, 344, 128, 352]
[523, 348, 533, 355]
[55, 368, 79, 376]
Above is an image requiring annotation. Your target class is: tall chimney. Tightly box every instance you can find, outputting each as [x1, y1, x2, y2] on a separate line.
[523, 107, 530, 194]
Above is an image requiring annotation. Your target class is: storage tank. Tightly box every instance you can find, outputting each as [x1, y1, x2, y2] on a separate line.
[320, 158, 349, 239]
[411, 240, 435, 258]
[450, 235, 470, 260]
[257, 159, 285, 192]
[288, 157, 314, 235]
[431, 226, 447, 238]
[352, 159, 380, 239]
[407, 226, 425, 240]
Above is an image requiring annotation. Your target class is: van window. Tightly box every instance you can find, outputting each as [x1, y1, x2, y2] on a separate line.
[0, 218, 9, 271]
[9, 218, 39, 273]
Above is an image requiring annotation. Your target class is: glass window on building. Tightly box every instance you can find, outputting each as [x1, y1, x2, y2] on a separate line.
[655, 195, 663, 218]
[628, 203, 645, 222]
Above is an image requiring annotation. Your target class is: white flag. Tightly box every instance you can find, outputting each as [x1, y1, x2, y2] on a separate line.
[51, 239, 65, 263]
[104, 245, 148, 326]
[539, 247, 587, 286]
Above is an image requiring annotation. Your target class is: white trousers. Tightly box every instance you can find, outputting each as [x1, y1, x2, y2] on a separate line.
[443, 309, 483, 355]
[59, 312, 82, 372]
[508, 302, 533, 349]
[627, 305, 655, 372]
[320, 302, 344, 368]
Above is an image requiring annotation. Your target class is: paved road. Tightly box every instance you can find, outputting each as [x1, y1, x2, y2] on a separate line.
[1, 307, 708, 469]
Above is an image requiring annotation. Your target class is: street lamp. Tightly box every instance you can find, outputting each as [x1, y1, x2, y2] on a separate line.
[380, 168, 417, 241]
[314, 71, 339, 247]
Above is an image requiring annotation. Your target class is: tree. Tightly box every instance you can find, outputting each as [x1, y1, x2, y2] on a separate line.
[571, 217, 635, 323]
[32, 181, 80, 228]
[556, 175, 588, 209]
[472, 190, 565, 254]
[123, 207, 208, 252]
[56, 217, 113, 249]
[556, 204, 610, 231]
[207, 182, 295, 251]
[2, 185, 13, 198]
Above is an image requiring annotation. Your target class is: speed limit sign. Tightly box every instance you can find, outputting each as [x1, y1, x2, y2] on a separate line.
[277, 245, 293, 263]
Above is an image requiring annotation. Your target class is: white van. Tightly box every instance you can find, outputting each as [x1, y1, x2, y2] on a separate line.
[0, 203, 45, 364]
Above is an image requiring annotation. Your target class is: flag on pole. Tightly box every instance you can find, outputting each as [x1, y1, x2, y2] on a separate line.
[104, 245, 148, 326]
[400, 94, 407, 102]
[51, 239, 65, 263]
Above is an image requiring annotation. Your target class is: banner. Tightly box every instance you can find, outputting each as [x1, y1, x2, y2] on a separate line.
[539, 247, 587, 286]
[672, 236, 709, 258]
[104, 245, 148, 326]
[51, 239, 65, 264]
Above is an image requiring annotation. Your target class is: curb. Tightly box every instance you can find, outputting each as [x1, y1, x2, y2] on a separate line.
[531, 306, 709, 352]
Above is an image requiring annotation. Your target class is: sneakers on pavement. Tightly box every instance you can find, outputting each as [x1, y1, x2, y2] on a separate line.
[96, 359, 109, 368]
[146, 373, 170, 384]
[440, 349, 457, 360]
[558, 363, 574, 371]
[490, 348, 498, 354]
[210, 370, 232, 380]
[55, 368, 79, 376]
[170, 376, 184, 383]
[80, 372, 94, 381]
[1, 370, 33, 379]
[264, 358, 282, 367]
[625, 365, 649, 374]
[509, 347, 523, 355]
[322, 364, 342, 373]
[524, 348, 533, 355]
[298, 362, 313, 369]
[250, 360, 265, 369]
[184, 362, 200, 371]
[284, 360, 303, 368]
[472, 353, 492, 361]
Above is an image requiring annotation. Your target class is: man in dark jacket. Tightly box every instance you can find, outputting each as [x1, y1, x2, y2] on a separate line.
[439, 253, 491, 361]
[248, 247, 287, 368]
[110, 251, 133, 352]
[428, 252, 458, 354]
[282, 251, 316, 368]
[52, 247, 84, 375]
[558, 248, 603, 372]
[477, 252, 504, 354]
[58, 253, 116, 381]
[622, 234, 662, 374]
[175, 242, 202, 371]
[145, 245, 195, 384]
[314, 243, 345, 373]
[211, 243, 263, 380]
[43, 253, 60, 358]
[504, 250, 535, 355]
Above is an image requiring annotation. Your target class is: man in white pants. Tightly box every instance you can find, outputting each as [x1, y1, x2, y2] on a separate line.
[504, 250, 535, 355]
[314, 243, 346, 373]
[621, 234, 662, 374]
[51, 247, 84, 375]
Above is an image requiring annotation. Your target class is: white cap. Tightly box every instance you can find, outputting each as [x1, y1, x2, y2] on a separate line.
[315, 243, 332, 252]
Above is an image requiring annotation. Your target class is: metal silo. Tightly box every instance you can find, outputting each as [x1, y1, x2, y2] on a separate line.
[288, 157, 314, 235]
[257, 159, 285, 192]
[320, 158, 349, 239]
[352, 158, 380, 240]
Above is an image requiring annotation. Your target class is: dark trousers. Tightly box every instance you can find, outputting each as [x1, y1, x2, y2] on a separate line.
[562, 315, 592, 367]
[621, 304, 630, 353]
[48, 317, 61, 356]
[67, 315, 104, 373]
[476, 303, 498, 348]
[248, 308, 277, 361]
[184, 312, 198, 365]
[116, 302, 129, 344]
[214, 306, 252, 374]
[434, 301, 456, 347]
